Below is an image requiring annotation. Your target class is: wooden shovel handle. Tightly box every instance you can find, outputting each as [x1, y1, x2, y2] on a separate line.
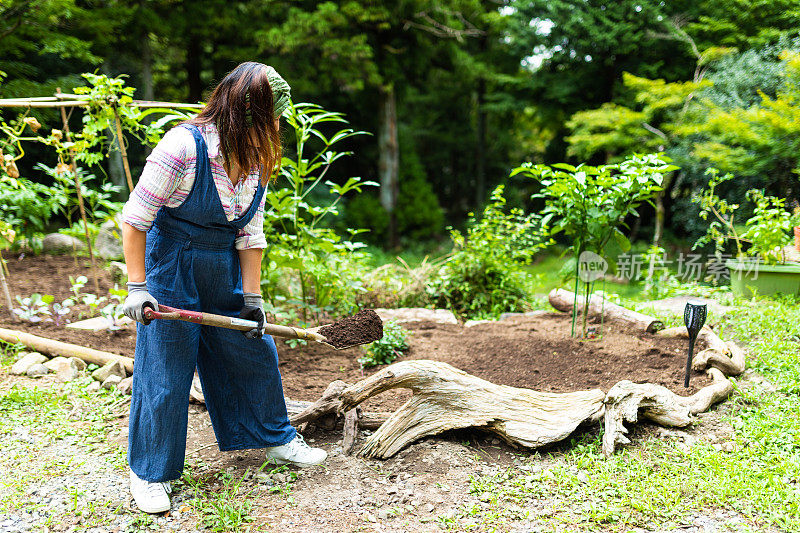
[143, 305, 328, 343]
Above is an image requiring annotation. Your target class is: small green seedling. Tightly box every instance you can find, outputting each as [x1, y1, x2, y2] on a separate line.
[359, 320, 409, 368]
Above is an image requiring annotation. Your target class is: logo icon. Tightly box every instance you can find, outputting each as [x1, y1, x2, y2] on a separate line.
[578, 251, 607, 282]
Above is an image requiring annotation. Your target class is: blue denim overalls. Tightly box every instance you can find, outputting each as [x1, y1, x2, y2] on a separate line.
[128, 124, 296, 483]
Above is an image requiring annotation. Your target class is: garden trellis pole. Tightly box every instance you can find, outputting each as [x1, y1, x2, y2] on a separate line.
[0, 94, 203, 191]
[0, 94, 202, 293]
[112, 110, 134, 192]
[0, 95, 203, 194]
[57, 88, 101, 294]
[0, 252, 13, 318]
[0, 95, 204, 109]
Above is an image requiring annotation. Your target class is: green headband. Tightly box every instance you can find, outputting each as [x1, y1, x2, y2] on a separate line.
[245, 66, 292, 125]
[264, 66, 291, 117]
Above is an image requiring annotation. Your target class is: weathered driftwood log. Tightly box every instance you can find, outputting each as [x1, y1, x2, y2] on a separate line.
[658, 325, 729, 354]
[336, 360, 605, 459]
[287, 381, 381, 451]
[287, 380, 392, 430]
[0, 327, 134, 374]
[290, 380, 349, 427]
[602, 368, 733, 456]
[189, 373, 205, 403]
[692, 341, 745, 376]
[548, 288, 664, 333]
[342, 408, 360, 455]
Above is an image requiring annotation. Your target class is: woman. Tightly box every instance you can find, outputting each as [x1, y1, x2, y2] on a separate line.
[121, 62, 326, 514]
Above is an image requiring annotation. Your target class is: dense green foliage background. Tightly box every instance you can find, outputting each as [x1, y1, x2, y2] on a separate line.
[2, 0, 799, 246]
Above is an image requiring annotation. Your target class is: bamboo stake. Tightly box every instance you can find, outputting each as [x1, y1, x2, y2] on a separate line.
[3, 95, 83, 102]
[112, 110, 135, 192]
[0, 97, 203, 109]
[57, 88, 101, 294]
[132, 101, 203, 109]
[0, 100, 91, 108]
[0, 327, 134, 374]
[0, 251, 14, 318]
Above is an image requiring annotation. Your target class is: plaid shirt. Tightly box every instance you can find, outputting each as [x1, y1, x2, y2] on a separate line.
[121, 123, 267, 249]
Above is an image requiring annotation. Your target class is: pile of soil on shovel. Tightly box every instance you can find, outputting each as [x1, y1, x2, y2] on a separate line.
[318, 309, 383, 349]
[0, 254, 713, 414]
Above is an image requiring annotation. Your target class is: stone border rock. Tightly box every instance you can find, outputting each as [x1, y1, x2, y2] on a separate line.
[8, 348, 132, 395]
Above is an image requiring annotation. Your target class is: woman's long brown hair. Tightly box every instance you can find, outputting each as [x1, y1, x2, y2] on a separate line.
[190, 62, 282, 186]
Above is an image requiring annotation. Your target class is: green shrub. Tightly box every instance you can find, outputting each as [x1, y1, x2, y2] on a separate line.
[343, 193, 389, 247]
[426, 256, 530, 321]
[395, 160, 445, 243]
[513, 153, 673, 337]
[343, 171, 445, 247]
[425, 185, 551, 321]
[359, 320, 409, 367]
[262, 103, 376, 319]
[692, 168, 800, 264]
[0, 172, 62, 245]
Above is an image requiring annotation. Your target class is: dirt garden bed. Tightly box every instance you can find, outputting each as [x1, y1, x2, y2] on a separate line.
[0, 254, 755, 531]
[0, 254, 713, 412]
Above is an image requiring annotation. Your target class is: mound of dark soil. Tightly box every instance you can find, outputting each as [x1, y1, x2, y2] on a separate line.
[318, 309, 383, 349]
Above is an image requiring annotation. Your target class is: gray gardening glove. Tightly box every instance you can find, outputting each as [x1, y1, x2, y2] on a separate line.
[123, 281, 159, 325]
[239, 292, 266, 339]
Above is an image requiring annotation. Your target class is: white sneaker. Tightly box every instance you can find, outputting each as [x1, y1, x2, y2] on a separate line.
[129, 470, 172, 514]
[264, 434, 327, 468]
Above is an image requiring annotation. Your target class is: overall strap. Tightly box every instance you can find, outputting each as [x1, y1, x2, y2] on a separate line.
[150, 124, 237, 248]
[181, 122, 264, 231]
[181, 124, 211, 184]
[231, 180, 266, 230]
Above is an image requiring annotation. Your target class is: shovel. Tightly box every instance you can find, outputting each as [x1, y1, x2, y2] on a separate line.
[143, 305, 381, 350]
[683, 300, 708, 388]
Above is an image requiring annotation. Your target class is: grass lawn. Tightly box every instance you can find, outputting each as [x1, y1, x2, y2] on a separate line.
[446, 293, 800, 531]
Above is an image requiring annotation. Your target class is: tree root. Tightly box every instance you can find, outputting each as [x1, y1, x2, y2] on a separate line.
[602, 368, 733, 456]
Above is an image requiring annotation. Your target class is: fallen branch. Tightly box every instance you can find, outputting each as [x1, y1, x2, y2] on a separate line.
[692, 341, 746, 376]
[337, 360, 605, 459]
[290, 380, 349, 431]
[548, 288, 664, 333]
[0, 327, 133, 374]
[602, 368, 733, 456]
[657, 325, 730, 354]
[188, 378, 391, 432]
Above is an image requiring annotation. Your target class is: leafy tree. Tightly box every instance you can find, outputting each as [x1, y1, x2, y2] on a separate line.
[258, 1, 516, 244]
[701, 40, 796, 107]
[674, 50, 800, 206]
[686, 0, 800, 50]
[565, 69, 708, 247]
[0, 0, 101, 96]
[504, 0, 699, 161]
[512, 154, 673, 337]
